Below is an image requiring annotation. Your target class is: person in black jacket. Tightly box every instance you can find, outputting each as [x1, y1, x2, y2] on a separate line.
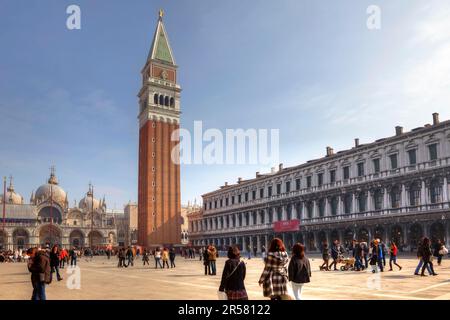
[288, 243, 311, 300]
[421, 237, 438, 276]
[49, 245, 62, 281]
[219, 246, 247, 300]
[169, 248, 176, 268]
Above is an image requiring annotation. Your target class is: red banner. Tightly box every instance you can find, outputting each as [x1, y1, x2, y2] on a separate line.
[273, 219, 300, 232]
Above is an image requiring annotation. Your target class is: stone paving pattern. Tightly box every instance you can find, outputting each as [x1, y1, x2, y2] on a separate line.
[0, 255, 449, 300]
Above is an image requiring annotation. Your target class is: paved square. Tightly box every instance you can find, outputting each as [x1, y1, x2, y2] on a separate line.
[0, 255, 449, 300]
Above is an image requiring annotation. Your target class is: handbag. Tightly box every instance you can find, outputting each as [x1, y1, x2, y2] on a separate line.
[439, 247, 448, 255]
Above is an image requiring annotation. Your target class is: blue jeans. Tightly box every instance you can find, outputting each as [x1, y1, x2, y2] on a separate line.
[415, 259, 432, 274]
[155, 257, 163, 268]
[209, 261, 216, 274]
[31, 281, 46, 300]
[355, 256, 364, 270]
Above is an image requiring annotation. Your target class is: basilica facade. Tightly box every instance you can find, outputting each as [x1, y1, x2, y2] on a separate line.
[189, 113, 450, 253]
[0, 171, 118, 250]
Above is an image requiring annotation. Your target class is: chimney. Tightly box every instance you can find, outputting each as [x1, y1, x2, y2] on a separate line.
[279, 163, 283, 171]
[256, 172, 260, 178]
[224, 182, 228, 186]
[326, 146, 334, 157]
[395, 126, 403, 136]
[354, 138, 360, 148]
[432, 112, 440, 125]
[271, 167, 276, 174]
[238, 177, 242, 183]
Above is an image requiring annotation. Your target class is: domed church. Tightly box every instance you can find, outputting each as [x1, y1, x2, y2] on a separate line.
[0, 169, 118, 250]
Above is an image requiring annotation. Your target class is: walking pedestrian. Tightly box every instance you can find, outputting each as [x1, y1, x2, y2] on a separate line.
[169, 248, 176, 268]
[27, 248, 51, 300]
[69, 247, 77, 267]
[203, 247, 210, 275]
[258, 238, 290, 300]
[154, 247, 163, 269]
[59, 248, 67, 269]
[208, 245, 218, 275]
[288, 243, 311, 300]
[162, 248, 170, 268]
[218, 245, 248, 300]
[320, 242, 330, 271]
[329, 240, 341, 271]
[142, 250, 150, 266]
[388, 241, 402, 271]
[414, 238, 433, 275]
[420, 237, 438, 276]
[433, 239, 447, 266]
[49, 245, 63, 282]
[126, 246, 134, 267]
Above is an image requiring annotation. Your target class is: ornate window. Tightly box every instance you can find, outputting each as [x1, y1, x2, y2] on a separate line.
[344, 194, 352, 214]
[330, 197, 338, 215]
[430, 180, 442, 204]
[390, 186, 401, 208]
[358, 193, 366, 212]
[318, 199, 325, 217]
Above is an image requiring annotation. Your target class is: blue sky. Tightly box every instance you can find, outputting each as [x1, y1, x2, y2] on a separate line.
[1, 0, 450, 208]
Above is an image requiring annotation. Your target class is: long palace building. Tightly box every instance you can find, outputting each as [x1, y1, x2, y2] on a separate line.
[189, 113, 450, 253]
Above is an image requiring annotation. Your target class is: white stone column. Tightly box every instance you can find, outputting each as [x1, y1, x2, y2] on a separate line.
[264, 209, 269, 224]
[257, 236, 261, 253]
[324, 198, 329, 216]
[282, 206, 287, 220]
[352, 193, 356, 213]
[383, 188, 389, 210]
[272, 208, 277, 222]
[421, 180, 427, 208]
[235, 213, 240, 227]
[312, 201, 317, 218]
[338, 196, 343, 215]
[301, 202, 306, 219]
[292, 204, 298, 219]
[249, 212, 254, 226]
[401, 184, 407, 210]
[367, 191, 373, 212]
[443, 177, 449, 204]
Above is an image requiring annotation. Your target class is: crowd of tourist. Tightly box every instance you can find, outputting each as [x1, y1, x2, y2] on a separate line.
[216, 236, 448, 301]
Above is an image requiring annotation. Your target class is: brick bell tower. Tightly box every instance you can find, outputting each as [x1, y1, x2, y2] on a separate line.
[138, 10, 181, 247]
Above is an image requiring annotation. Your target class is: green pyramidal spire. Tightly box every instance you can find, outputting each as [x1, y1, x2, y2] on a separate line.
[147, 10, 175, 65]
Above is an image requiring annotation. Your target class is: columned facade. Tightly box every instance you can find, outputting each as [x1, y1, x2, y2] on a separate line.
[189, 114, 450, 253]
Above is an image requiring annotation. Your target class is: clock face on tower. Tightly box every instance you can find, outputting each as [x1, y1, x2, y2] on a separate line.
[160, 70, 168, 80]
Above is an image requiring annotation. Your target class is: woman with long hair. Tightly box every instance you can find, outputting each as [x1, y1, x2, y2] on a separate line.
[258, 238, 289, 300]
[219, 245, 248, 300]
[288, 243, 311, 300]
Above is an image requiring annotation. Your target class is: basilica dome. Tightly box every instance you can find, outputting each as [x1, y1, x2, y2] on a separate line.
[35, 172, 67, 206]
[79, 195, 101, 211]
[78, 185, 102, 211]
[0, 178, 23, 205]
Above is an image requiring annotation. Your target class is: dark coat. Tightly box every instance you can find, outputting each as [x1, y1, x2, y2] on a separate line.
[28, 251, 51, 284]
[219, 258, 246, 292]
[49, 251, 59, 267]
[288, 256, 311, 284]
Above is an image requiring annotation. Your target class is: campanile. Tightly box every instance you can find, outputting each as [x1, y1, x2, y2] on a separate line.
[138, 10, 181, 247]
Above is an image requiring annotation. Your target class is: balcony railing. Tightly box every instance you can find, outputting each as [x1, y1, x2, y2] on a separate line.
[191, 201, 450, 235]
[203, 158, 450, 215]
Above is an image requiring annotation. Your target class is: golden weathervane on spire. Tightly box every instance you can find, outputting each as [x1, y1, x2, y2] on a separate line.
[159, 9, 164, 20]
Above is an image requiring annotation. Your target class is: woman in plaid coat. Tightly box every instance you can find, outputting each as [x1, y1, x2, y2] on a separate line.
[258, 238, 289, 299]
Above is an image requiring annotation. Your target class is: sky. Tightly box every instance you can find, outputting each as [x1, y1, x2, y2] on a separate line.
[1, 0, 450, 209]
